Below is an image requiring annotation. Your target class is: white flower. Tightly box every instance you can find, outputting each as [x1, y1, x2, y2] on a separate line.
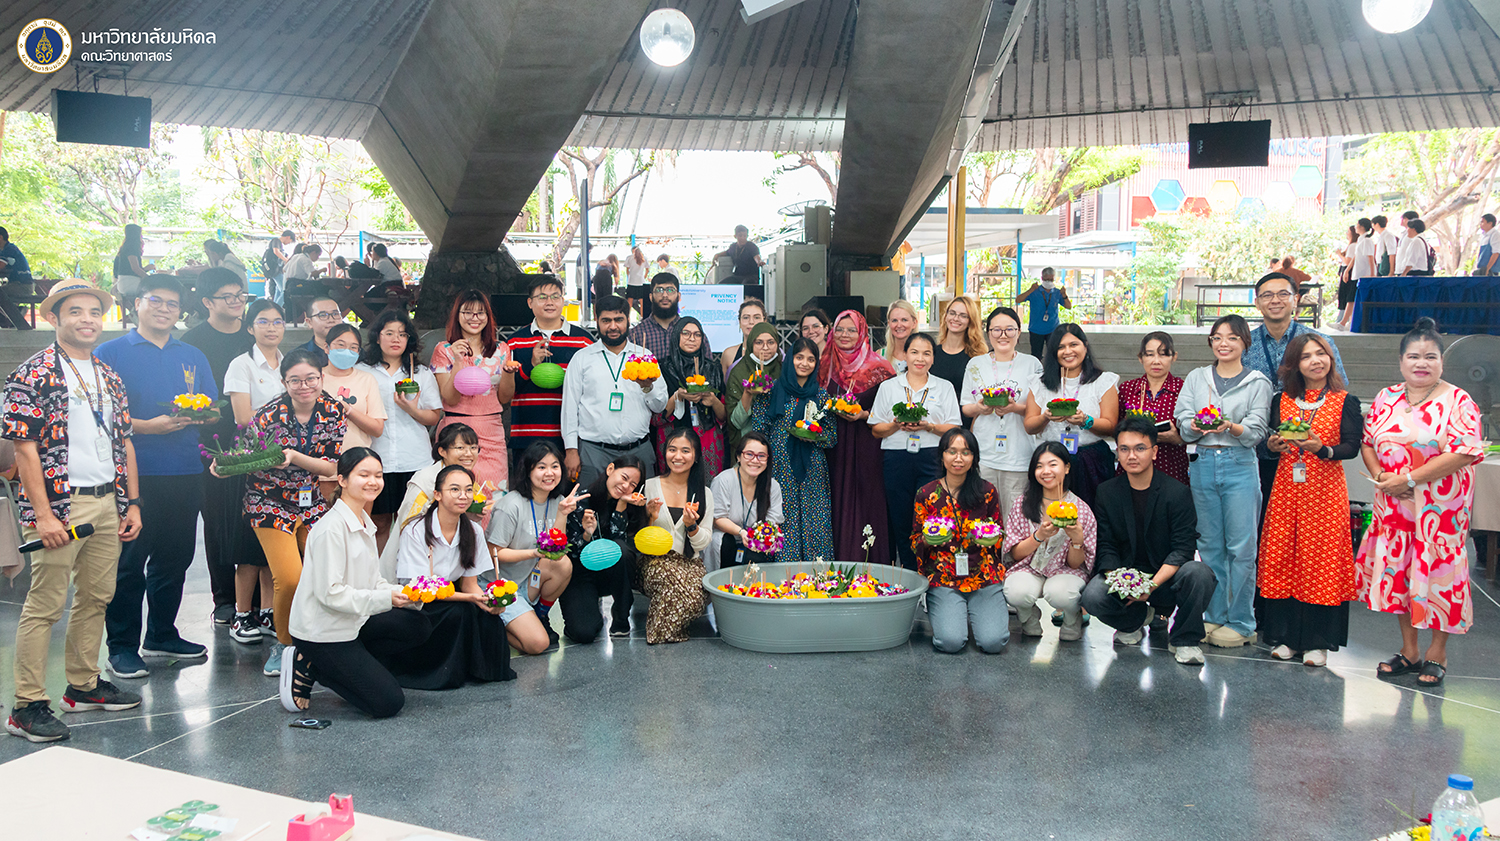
[862, 524, 873, 537]
[815, 556, 824, 564]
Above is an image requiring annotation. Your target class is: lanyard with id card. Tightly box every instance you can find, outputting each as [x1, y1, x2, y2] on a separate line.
[604, 350, 627, 412]
[1061, 428, 1080, 455]
[62, 350, 111, 460]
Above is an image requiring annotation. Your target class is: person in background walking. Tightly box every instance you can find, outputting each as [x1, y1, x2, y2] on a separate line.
[1176, 315, 1272, 649]
[0, 226, 36, 330]
[1476, 213, 1499, 276]
[1332, 226, 1357, 332]
[625, 246, 650, 317]
[1396, 219, 1435, 278]
[112, 224, 153, 323]
[1017, 267, 1070, 359]
[96, 276, 217, 680]
[1372, 215, 1399, 277]
[4, 280, 143, 743]
[1337, 219, 1377, 332]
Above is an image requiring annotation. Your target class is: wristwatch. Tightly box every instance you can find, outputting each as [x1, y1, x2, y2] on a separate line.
[1405, 473, 1416, 489]
[127, 497, 141, 508]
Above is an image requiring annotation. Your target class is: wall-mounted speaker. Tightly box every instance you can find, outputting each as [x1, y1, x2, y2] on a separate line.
[51, 89, 152, 149]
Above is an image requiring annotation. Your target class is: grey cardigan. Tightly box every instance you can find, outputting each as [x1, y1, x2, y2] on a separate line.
[1174, 365, 1272, 448]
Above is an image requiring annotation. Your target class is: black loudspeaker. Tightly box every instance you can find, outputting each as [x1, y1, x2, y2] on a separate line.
[51, 89, 152, 149]
[490, 294, 533, 328]
[1187, 119, 1270, 169]
[806, 295, 864, 319]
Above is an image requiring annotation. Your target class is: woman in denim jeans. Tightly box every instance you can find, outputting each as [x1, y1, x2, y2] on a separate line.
[1176, 315, 1272, 649]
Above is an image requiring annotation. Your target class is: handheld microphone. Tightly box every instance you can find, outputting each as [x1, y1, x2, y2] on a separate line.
[18, 522, 95, 554]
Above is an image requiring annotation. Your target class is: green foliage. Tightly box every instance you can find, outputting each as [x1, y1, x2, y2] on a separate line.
[1109, 220, 1186, 325]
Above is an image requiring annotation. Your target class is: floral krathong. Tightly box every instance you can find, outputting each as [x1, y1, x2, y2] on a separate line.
[970, 519, 1003, 547]
[201, 423, 285, 477]
[1104, 567, 1154, 600]
[922, 516, 956, 545]
[718, 566, 908, 600]
[482, 578, 519, 610]
[742, 369, 774, 392]
[825, 392, 862, 418]
[892, 401, 929, 423]
[1194, 405, 1225, 429]
[744, 521, 783, 555]
[1045, 499, 1079, 527]
[403, 575, 455, 603]
[623, 354, 661, 381]
[536, 527, 569, 560]
[976, 385, 1017, 406]
[166, 392, 224, 422]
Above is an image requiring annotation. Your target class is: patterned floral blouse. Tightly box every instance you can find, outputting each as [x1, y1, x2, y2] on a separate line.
[910, 479, 1005, 592]
[244, 393, 346, 533]
[999, 490, 1097, 581]
[1117, 373, 1189, 485]
[2, 345, 133, 526]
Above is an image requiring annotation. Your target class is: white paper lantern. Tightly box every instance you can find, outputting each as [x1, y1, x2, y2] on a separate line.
[1361, 0, 1432, 34]
[640, 8, 695, 67]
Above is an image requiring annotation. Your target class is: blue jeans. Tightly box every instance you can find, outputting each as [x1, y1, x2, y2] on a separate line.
[267, 273, 284, 305]
[927, 584, 1009, 653]
[105, 474, 203, 654]
[1189, 447, 1260, 636]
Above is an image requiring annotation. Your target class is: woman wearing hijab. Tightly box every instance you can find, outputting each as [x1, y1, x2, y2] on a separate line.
[821, 310, 897, 563]
[727, 321, 783, 455]
[749, 338, 837, 563]
[655, 317, 727, 476]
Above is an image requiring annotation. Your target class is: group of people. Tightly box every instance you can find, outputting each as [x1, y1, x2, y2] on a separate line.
[2, 261, 1486, 740]
[1332, 210, 1443, 332]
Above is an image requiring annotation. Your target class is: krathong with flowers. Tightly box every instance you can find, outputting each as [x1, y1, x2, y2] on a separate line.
[402, 575, 455, 603]
[744, 521, 783, 555]
[1045, 499, 1079, 527]
[482, 578, 520, 610]
[976, 385, 1017, 408]
[1104, 567, 1155, 600]
[535, 527, 569, 560]
[201, 423, 285, 477]
[166, 392, 224, 422]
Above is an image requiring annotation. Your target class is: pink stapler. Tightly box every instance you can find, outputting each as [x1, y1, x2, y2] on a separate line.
[286, 793, 355, 841]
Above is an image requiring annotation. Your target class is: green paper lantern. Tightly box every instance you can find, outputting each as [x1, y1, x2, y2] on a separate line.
[530, 361, 565, 390]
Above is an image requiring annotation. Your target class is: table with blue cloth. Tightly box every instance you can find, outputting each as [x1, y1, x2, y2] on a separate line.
[1351, 275, 1500, 334]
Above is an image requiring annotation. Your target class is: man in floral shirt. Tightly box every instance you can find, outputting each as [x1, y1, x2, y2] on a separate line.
[4, 280, 143, 743]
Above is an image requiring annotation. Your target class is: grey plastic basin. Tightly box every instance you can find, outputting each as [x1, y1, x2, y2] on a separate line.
[702, 562, 929, 653]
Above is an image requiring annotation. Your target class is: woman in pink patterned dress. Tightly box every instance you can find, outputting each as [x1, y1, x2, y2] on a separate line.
[431, 290, 515, 494]
[1358, 318, 1485, 688]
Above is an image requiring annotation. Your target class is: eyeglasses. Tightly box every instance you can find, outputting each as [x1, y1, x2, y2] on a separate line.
[1209, 335, 1242, 345]
[942, 448, 972, 457]
[284, 375, 322, 388]
[1118, 444, 1154, 455]
[440, 484, 474, 495]
[253, 318, 285, 328]
[740, 452, 768, 463]
[680, 331, 703, 339]
[211, 293, 250, 304]
[652, 286, 677, 294]
[308, 311, 341, 322]
[530, 293, 564, 303]
[459, 310, 487, 320]
[378, 329, 406, 340]
[446, 444, 480, 454]
[832, 326, 859, 336]
[142, 295, 181, 312]
[1256, 290, 1295, 301]
[988, 327, 1019, 337]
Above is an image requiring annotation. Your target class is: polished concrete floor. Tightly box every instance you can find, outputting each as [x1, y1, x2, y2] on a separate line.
[3, 541, 1499, 841]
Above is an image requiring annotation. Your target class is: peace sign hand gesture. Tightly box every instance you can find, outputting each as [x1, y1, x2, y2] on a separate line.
[557, 484, 590, 518]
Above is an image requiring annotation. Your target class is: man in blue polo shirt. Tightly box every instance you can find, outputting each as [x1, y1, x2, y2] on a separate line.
[95, 275, 218, 679]
[1017, 267, 1070, 359]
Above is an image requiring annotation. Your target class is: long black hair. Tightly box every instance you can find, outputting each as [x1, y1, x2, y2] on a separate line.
[333, 446, 382, 504]
[582, 453, 650, 534]
[422, 463, 480, 571]
[1021, 441, 1073, 524]
[1040, 324, 1103, 391]
[734, 432, 775, 522]
[360, 308, 423, 373]
[661, 427, 706, 509]
[936, 427, 987, 512]
[514, 440, 569, 500]
[432, 422, 478, 462]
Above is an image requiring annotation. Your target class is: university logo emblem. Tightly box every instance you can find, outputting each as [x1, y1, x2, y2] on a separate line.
[18, 19, 71, 73]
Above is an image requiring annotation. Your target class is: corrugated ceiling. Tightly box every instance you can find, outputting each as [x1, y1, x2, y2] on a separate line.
[0, 0, 429, 139]
[973, 0, 1500, 150]
[566, 0, 856, 151]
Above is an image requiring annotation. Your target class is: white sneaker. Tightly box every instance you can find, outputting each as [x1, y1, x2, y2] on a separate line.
[1018, 606, 1044, 638]
[1270, 644, 1297, 661]
[1302, 649, 1327, 667]
[1171, 645, 1206, 665]
[1113, 606, 1154, 646]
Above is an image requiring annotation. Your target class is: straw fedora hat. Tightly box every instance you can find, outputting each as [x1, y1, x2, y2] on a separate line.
[40, 279, 114, 315]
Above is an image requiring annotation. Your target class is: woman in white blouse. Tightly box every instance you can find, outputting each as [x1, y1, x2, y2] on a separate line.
[357, 310, 442, 551]
[868, 332, 961, 570]
[709, 432, 784, 572]
[1023, 324, 1120, 509]
[639, 428, 715, 643]
[961, 304, 1043, 515]
[282, 448, 428, 718]
[387, 463, 515, 689]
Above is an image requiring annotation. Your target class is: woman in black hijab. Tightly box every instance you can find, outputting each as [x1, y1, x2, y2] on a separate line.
[654, 316, 728, 475]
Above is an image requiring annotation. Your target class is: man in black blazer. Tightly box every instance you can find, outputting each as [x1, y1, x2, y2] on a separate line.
[1080, 415, 1217, 665]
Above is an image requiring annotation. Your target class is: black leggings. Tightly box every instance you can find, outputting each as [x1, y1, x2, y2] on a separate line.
[559, 539, 636, 644]
[294, 609, 430, 719]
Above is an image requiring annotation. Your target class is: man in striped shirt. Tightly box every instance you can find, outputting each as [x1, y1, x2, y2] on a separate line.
[506, 274, 592, 475]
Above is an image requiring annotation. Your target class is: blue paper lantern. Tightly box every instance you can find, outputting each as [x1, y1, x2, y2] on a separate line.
[580, 539, 623, 571]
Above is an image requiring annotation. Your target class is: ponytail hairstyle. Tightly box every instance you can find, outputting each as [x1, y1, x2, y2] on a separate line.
[423, 463, 480, 571]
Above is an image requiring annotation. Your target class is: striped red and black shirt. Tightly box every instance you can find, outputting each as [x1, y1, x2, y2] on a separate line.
[506, 323, 593, 447]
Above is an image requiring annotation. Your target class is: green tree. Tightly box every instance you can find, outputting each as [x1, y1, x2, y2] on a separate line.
[357, 165, 417, 231]
[762, 151, 839, 201]
[961, 146, 1143, 212]
[1339, 129, 1500, 273]
[198, 128, 369, 239]
[551, 148, 654, 267]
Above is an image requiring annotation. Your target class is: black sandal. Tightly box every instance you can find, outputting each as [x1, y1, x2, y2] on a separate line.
[1417, 660, 1446, 687]
[280, 647, 315, 713]
[1377, 653, 1420, 678]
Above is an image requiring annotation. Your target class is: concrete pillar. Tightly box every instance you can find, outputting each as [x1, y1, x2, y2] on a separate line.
[413, 247, 526, 329]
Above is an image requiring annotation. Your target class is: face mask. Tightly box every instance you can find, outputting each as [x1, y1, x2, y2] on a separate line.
[328, 348, 359, 369]
[1042, 279, 1055, 289]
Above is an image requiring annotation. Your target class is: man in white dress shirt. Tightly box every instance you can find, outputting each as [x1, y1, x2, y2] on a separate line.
[562, 295, 668, 489]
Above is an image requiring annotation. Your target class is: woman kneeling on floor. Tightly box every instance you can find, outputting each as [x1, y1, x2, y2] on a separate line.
[383, 463, 516, 689]
[282, 448, 430, 718]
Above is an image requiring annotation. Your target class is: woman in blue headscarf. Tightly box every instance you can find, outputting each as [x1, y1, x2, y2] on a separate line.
[749, 338, 837, 563]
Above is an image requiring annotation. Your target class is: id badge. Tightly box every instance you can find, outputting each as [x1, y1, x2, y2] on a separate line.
[906, 433, 922, 453]
[95, 435, 111, 460]
[608, 392, 625, 412]
[735, 549, 746, 566]
[297, 486, 313, 507]
[954, 551, 970, 577]
[1061, 430, 1080, 455]
[994, 433, 1009, 456]
[1292, 462, 1307, 484]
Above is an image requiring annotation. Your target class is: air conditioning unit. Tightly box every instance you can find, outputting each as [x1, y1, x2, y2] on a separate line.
[765, 244, 827, 320]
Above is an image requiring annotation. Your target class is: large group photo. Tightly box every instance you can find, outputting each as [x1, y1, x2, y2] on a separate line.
[3, 1, 1500, 839]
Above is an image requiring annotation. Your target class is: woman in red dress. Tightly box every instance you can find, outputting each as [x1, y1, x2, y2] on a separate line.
[1115, 332, 1188, 485]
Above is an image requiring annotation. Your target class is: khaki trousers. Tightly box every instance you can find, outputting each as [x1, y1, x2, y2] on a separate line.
[13, 494, 121, 704]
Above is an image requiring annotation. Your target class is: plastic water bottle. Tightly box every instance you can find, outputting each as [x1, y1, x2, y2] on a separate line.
[1431, 774, 1485, 841]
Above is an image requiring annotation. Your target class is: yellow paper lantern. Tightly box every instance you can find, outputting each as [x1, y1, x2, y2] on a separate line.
[634, 526, 674, 556]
